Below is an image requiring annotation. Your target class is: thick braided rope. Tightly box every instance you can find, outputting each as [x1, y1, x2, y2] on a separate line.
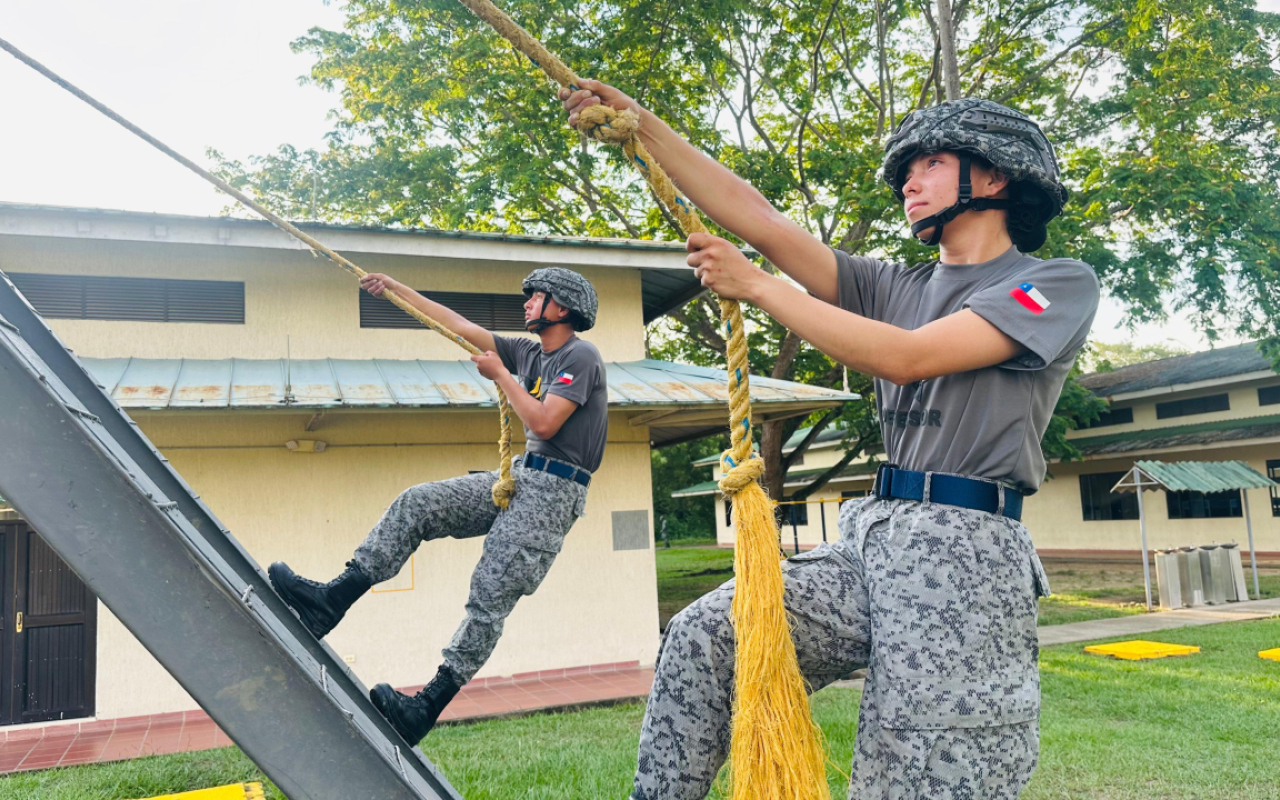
[0, 36, 518, 509]
[451, 2, 829, 798]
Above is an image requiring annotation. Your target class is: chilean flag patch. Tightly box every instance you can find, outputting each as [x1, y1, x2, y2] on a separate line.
[1010, 282, 1051, 315]
[556, 371, 574, 385]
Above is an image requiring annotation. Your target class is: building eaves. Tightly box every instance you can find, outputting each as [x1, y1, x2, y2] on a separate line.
[1079, 342, 1273, 398]
[1070, 413, 1280, 457]
[0, 201, 698, 253]
[692, 423, 853, 466]
[0, 202, 739, 324]
[671, 461, 878, 498]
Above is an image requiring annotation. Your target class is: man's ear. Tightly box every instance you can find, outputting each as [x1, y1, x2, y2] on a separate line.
[986, 167, 1010, 199]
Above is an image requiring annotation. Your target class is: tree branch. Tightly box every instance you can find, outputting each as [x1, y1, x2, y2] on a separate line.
[790, 432, 873, 501]
[781, 407, 840, 473]
[996, 16, 1124, 104]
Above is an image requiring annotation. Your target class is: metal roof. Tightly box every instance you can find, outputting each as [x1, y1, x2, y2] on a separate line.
[1079, 342, 1273, 397]
[81, 357, 857, 447]
[1070, 413, 1280, 457]
[1116, 460, 1277, 493]
[0, 201, 694, 253]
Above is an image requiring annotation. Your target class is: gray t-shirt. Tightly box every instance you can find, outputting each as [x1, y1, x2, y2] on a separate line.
[834, 245, 1099, 494]
[493, 334, 609, 473]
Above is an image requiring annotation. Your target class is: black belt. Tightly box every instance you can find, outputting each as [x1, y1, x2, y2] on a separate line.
[874, 464, 1023, 521]
[521, 453, 592, 488]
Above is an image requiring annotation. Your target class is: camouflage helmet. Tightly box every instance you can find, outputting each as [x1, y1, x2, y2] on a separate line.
[881, 98, 1068, 246]
[522, 267, 598, 331]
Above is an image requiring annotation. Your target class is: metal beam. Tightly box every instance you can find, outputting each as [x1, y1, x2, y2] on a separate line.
[0, 270, 461, 800]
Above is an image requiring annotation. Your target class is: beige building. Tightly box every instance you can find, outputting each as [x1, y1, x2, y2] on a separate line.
[1025, 343, 1280, 556]
[0, 202, 850, 728]
[680, 343, 1280, 557]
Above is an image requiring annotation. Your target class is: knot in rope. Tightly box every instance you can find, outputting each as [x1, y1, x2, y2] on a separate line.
[717, 453, 765, 496]
[574, 104, 640, 145]
[491, 477, 516, 509]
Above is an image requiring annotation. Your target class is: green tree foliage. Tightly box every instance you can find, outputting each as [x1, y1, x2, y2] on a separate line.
[650, 436, 726, 540]
[213, 0, 1279, 500]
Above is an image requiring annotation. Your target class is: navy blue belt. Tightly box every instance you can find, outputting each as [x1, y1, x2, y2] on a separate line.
[873, 464, 1023, 521]
[521, 453, 592, 488]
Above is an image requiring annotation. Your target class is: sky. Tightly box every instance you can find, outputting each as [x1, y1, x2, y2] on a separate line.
[2, 0, 1277, 352]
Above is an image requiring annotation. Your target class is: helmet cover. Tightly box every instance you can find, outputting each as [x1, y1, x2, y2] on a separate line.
[882, 98, 1068, 226]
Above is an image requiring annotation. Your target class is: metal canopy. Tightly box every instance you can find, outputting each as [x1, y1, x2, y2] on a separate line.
[1112, 460, 1277, 611]
[1112, 460, 1276, 494]
[0, 269, 461, 800]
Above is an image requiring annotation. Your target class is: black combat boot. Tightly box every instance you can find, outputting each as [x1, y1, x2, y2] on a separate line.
[268, 560, 371, 639]
[370, 665, 464, 745]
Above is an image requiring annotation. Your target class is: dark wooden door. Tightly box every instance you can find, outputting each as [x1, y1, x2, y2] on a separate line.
[0, 521, 96, 725]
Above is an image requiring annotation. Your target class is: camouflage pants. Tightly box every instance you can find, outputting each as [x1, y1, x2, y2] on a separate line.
[352, 459, 588, 683]
[633, 496, 1050, 800]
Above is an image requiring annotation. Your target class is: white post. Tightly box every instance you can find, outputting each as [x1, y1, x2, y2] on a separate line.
[1137, 481, 1153, 612]
[1244, 490, 1260, 600]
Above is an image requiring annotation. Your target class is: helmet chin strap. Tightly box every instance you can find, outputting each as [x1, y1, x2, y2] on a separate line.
[909, 154, 1011, 246]
[524, 297, 572, 334]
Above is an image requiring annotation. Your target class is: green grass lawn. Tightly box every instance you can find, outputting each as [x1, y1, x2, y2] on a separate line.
[0, 747, 287, 800]
[654, 543, 735, 630]
[1029, 617, 1280, 800]
[11, 618, 1280, 799]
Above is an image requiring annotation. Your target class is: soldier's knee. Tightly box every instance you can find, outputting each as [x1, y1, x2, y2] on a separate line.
[666, 593, 731, 644]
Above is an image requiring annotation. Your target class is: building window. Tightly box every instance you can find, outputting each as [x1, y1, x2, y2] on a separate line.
[1155, 393, 1230, 420]
[1167, 489, 1242, 519]
[1259, 386, 1280, 407]
[1079, 472, 1139, 521]
[840, 490, 868, 506]
[360, 290, 527, 331]
[724, 500, 733, 527]
[1268, 460, 1280, 517]
[1081, 406, 1134, 429]
[8, 273, 244, 324]
[778, 503, 808, 526]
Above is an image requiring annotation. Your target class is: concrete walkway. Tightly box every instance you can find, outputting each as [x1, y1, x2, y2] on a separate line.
[1038, 596, 1280, 647]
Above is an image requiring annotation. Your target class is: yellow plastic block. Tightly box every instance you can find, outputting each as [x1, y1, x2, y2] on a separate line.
[1084, 640, 1200, 661]
[1260, 648, 1280, 662]
[131, 783, 264, 800]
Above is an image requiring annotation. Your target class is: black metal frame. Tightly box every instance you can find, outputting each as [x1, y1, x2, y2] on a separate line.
[0, 269, 460, 800]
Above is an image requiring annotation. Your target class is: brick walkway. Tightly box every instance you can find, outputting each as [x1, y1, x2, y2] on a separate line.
[0, 661, 654, 774]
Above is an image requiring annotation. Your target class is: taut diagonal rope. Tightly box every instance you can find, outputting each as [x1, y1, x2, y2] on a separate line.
[0, 36, 517, 508]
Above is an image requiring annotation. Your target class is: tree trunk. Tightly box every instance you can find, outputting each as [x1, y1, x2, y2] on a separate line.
[935, 0, 962, 101]
[761, 417, 788, 504]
